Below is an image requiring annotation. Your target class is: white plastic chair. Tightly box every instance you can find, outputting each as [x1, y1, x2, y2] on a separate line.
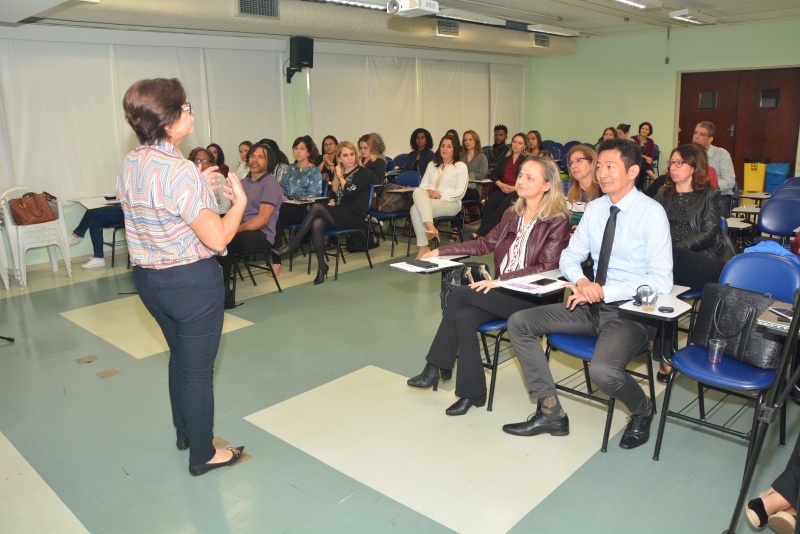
[0, 224, 10, 289]
[0, 186, 72, 286]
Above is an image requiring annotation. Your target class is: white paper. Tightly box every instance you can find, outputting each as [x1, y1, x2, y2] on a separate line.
[494, 273, 565, 295]
[71, 196, 118, 210]
[390, 257, 464, 273]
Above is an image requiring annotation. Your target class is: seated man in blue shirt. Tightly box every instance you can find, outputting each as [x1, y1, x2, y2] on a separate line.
[503, 138, 673, 450]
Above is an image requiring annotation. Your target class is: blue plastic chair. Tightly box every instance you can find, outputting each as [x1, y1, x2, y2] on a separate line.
[653, 252, 800, 461]
[393, 153, 408, 169]
[757, 197, 800, 247]
[368, 171, 420, 257]
[779, 177, 800, 188]
[652, 144, 660, 175]
[771, 187, 800, 199]
[545, 334, 655, 452]
[385, 157, 395, 172]
[308, 184, 375, 281]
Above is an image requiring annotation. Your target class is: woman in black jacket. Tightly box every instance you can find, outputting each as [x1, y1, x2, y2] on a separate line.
[403, 128, 435, 175]
[474, 132, 527, 237]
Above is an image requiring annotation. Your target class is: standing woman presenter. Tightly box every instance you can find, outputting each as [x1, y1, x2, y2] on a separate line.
[117, 78, 246, 476]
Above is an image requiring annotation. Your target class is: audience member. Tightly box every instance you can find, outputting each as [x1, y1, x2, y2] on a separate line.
[486, 124, 510, 172]
[502, 138, 672, 451]
[448, 130, 487, 242]
[474, 132, 526, 237]
[359, 133, 388, 185]
[616, 123, 631, 140]
[316, 135, 338, 182]
[565, 145, 600, 228]
[410, 134, 468, 259]
[273, 141, 372, 285]
[69, 204, 124, 269]
[407, 157, 570, 415]
[630, 121, 656, 163]
[189, 147, 231, 214]
[236, 140, 252, 177]
[206, 143, 229, 177]
[746, 431, 800, 534]
[525, 130, 553, 159]
[117, 78, 245, 476]
[693, 121, 735, 218]
[594, 127, 617, 152]
[403, 128, 435, 175]
[217, 143, 283, 309]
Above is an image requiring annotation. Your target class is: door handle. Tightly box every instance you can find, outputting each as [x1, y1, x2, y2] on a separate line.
[727, 125, 735, 137]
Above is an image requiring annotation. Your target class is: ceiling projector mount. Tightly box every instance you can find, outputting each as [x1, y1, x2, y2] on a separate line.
[386, 0, 439, 17]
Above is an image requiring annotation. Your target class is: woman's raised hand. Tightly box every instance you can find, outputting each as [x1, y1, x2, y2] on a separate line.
[224, 172, 247, 206]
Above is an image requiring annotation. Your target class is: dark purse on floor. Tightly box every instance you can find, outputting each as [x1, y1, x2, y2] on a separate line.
[690, 283, 783, 369]
[440, 262, 492, 310]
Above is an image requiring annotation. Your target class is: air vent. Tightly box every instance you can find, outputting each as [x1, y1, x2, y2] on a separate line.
[437, 20, 460, 38]
[239, 0, 279, 18]
[530, 33, 550, 48]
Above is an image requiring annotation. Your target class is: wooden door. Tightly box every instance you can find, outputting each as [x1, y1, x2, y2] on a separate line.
[678, 71, 740, 154]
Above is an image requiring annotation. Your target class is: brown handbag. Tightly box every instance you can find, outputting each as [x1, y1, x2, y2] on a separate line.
[376, 184, 413, 213]
[8, 192, 58, 225]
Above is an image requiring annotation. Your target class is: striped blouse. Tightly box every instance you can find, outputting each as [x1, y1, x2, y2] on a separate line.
[117, 140, 219, 269]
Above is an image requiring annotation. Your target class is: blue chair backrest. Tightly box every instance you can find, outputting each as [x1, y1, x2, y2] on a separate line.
[758, 197, 800, 237]
[365, 184, 375, 212]
[320, 180, 329, 197]
[781, 177, 800, 188]
[772, 187, 800, 199]
[562, 180, 570, 195]
[719, 252, 800, 303]
[385, 157, 395, 172]
[719, 216, 728, 233]
[393, 153, 408, 168]
[561, 140, 581, 155]
[396, 170, 421, 187]
[652, 144, 660, 161]
[482, 145, 492, 154]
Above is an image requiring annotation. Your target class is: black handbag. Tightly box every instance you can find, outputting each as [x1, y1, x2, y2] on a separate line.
[690, 283, 783, 369]
[440, 262, 492, 309]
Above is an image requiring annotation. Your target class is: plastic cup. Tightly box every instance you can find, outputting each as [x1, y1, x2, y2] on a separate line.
[641, 288, 658, 312]
[708, 339, 726, 364]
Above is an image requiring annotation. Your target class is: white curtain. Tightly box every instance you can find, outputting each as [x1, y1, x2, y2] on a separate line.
[490, 63, 525, 140]
[366, 56, 418, 159]
[309, 54, 369, 151]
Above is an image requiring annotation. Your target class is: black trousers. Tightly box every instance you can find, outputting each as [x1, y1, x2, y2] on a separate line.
[773, 430, 800, 507]
[274, 203, 311, 263]
[425, 285, 538, 399]
[476, 190, 517, 236]
[216, 230, 272, 289]
[672, 246, 725, 291]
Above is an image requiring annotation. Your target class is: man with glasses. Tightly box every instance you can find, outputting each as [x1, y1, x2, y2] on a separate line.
[502, 138, 672, 450]
[693, 121, 735, 218]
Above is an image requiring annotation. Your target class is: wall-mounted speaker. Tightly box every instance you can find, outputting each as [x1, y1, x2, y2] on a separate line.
[290, 36, 314, 69]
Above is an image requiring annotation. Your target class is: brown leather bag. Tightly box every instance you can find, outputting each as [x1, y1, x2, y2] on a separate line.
[8, 192, 57, 225]
[376, 184, 413, 213]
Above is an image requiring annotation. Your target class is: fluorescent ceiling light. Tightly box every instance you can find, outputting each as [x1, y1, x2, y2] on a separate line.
[313, 0, 385, 11]
[610, 0, 662, 9]
[669, 8, 716, 24]
[438, 8, 505, 26]
[527, 24, 579, 37]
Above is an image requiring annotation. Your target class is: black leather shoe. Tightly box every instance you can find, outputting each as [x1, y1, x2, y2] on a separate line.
[619, 409, 654, 450]
[176, 438, 189, 451]
[407, 363, 452, 391]
[446, 394, 487, 416]
[502, 411, 569, 437]
[188, 446, 245, 476]
[313, 264, 329, 285]
[271, 245, 295, 258]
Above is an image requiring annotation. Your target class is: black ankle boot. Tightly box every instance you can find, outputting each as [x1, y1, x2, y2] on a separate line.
[314, 264, 329, 285]
[446, 394, 487, 416]
[407, 362, 452, 391]
[272, 244, 297, 258]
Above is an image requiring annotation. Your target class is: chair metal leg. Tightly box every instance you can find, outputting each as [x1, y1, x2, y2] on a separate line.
[480, 333, 492, 365]
[645, 351, 657, 414]
[111, 229, 117, 267]
[653, 367, 678, 461]
[601, 397, 615, 453]
[333, 236, 341, 280]
[697, 383, 707, 421]
[487, 328, 506, 412]
[582, 361, 593, 394]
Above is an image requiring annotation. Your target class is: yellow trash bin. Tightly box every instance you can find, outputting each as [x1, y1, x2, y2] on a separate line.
[743, 158, 767, 192]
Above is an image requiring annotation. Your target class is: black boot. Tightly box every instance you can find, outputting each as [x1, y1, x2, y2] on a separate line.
[272, 244, 296, 258]
[313, 264, 329, 285]
[407, 362, 452, 391]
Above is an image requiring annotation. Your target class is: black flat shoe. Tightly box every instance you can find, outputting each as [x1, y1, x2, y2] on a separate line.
[656, 363, 672, 385]
[446, 394, 487, 416]
[619, 408, 654, 450]
[176, 438, 189, 451]
[313, 264, 329, 285]
[188, 446, 245, 476]
[407, 362, 452, 391]
[502, 411, 569, 437]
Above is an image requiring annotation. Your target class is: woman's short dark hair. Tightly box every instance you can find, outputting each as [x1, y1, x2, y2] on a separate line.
[409, 128, 433, 152]
[638, 121, 653, 135]
[258, 139, 289, 165]
[616, 123, 631, 134]
[665, 144, 711, 192]
[322, 135, 339, 149]
[292, 136, 320, 163]
[188, 147, 214, 165]
[207, 143, 225, 165]
[432, 134, 462, 167]
[123, 78, 186, 145]
[245, 143, 278, 175]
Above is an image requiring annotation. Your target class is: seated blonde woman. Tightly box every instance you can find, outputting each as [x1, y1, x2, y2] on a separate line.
[410, 134, 468, 259]
[407, 156, 570, 415]
[564, 145, 601, 229]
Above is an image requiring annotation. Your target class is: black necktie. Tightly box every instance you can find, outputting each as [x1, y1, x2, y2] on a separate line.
[594, 206, 620, 287]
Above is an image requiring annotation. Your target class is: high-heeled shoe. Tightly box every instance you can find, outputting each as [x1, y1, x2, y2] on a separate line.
[314, 264, 329, 285]
[407, 362, 452, 391]
[424, 229, 439, 242]
[272, 244, 296, 258]
[188, 446, 245, 476]
[446, 394, 487, 416]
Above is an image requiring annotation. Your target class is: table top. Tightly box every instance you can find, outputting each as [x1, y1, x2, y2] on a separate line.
[469, 179, 493, 184]
[733, 205, 762, 214]
[726, 217, 754, 229]
[387, 187, 415, 194]
[619, 284, 692, 321]
[739, 192, 771, 200]
[757, 303, 797, 337]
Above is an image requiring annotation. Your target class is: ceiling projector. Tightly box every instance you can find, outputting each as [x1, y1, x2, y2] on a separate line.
[386, 0, 439, 17]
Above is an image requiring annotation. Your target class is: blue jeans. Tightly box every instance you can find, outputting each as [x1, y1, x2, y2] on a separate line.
[73, 206, 124, 259]
[133, 259, 224, 466]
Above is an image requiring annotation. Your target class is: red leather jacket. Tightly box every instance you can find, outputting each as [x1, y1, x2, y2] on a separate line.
[437, 207, 570, 280]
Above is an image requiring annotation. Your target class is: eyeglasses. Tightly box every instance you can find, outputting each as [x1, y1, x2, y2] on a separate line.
[569, 158, 590, 166]
[194, 158, 210, 164]
[668, 160, 689, 168]
[181, 102, 192, 115]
